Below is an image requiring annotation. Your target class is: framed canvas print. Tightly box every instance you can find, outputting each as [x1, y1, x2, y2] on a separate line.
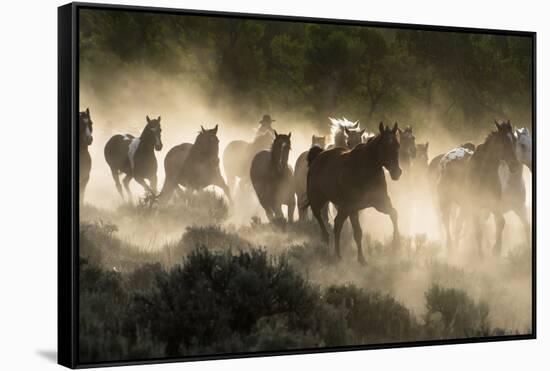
[58, 2, 536, 368]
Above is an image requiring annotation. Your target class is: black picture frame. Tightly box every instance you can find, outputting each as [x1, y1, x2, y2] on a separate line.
[58, 2, 537, 368]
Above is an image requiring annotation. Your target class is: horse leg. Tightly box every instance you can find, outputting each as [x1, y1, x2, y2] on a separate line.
[349, 211, 366, 265]
[149, 174, 158, 195]
[122, 174, 133, 203]
[110, 168, 124, 200]
[453, 207, 466, 249]
[321, 203, 329, 225]
[297, 193, 308, 222]
[375, 197, 400, 248]
[514, 205, 531, 245]
[79, 174, 89, 205]
[287, 194, 296, 223]
[473, 213, 483, 257]
[134, 176, 153, 195]
[493, 212, 505, 256]
[333, 209, 349, 260]
[213, 173, 233, 205]
[440, 200, 453, 250]
[312, 203, 330, 244]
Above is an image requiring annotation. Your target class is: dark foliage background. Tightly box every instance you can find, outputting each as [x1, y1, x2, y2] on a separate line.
[79, 9, 532, 135]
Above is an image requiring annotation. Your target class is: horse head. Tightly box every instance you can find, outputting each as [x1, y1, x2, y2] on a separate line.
[493, 120, 520, 173]
[143, 115, 163, 151]
[415, 142, 429, 166]
[79, 108, 93, 146]
[272, 130, 291, 172]
[398, 125, 416, 161]
[378, 122, 402, 180]
[311, 135, 326, 149]
[515, 127, 532, 172]
[344, 127, 366, 149]
[195, 124, 220, 158]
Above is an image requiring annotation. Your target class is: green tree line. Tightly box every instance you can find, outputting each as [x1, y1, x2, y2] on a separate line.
[79, 9, 533, 134]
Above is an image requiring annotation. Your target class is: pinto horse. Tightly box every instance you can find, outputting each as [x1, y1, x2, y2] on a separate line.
[104, 116, 163, 201]
[438, 121, 520, 255]
[250, 131, 295, 223]
[159, 125, 231, 203]
[305, 122, 402, 264]
[79, 108, 93, 204]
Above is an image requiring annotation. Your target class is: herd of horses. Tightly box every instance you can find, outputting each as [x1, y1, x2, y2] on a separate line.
[79, 109, 532, 264]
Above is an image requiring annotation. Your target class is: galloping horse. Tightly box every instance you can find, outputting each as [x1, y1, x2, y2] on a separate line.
[438, 121, 520, 254]
[305, 122, 402, 264]
[250, 131, 295, 223]
[104, 116, 163, 201]
[159, 125, 231, 203]
[79, 108, 93, 204]
[223, 131, 273, 194]
[428, 142, 476, 185]
[294, 135, 326, 221]
[500, 126, 532, 241]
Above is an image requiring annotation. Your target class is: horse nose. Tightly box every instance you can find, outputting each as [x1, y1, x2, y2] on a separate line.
[391, 167, 402, 180]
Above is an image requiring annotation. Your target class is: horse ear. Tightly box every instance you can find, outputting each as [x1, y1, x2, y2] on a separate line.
[146, 115, 151, 123]
[494, 120, 501, 130]
[392, 122, 399, 134]
[86, 108, 90, 115]
[312, 135, 315, 141]
[274, 130, 278, 137]
[426, 142, 429, 149]
[201, 125, 205, 133]
[158, 116, 161, 122]
[213, 124, 218, 134]
[344, 127, 351, 135]
[352, 121, 359, 129]
[360, 128, 366, 136]
[379, 122, 384, 134]
[288, 132, 292, 138]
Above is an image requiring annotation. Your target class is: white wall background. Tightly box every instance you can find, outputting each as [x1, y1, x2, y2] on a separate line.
[0, 0, 546, 369]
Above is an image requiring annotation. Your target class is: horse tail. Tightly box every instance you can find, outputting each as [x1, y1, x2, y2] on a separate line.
[307, 146, 324, 166]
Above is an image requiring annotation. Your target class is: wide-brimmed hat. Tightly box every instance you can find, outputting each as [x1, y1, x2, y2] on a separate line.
[259, 114, 276, 124]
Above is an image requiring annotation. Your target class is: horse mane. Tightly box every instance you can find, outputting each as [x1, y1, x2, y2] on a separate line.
[329, 117, 359, 147]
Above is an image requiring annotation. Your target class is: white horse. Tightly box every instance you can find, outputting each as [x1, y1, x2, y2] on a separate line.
[327, 117, 372, 149]
[499, 127, 532, 240]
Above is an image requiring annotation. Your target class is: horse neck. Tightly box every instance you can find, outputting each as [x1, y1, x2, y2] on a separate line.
[349, 140, 381, 170]
[188, 140, 218, 165]
[139, 130, 156, 151]
[469, 139, 500, 178]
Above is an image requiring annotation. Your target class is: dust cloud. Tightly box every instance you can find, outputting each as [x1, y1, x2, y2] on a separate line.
[79, 67, 533, 334]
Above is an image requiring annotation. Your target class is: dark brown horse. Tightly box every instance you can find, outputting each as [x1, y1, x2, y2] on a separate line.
[438, 121, 520, 254]
[305, 122, 402, 264]
[294, 135, 326, 221]
[79, 108, 93, 204]
[104, 116, 163, 201]
[223, 131, 274, 194]
[250, 131, 295, 223]
[159, 125, 231, 203]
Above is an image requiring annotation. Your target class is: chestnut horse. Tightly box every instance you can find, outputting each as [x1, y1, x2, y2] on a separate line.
[305, 122, 402, 264]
